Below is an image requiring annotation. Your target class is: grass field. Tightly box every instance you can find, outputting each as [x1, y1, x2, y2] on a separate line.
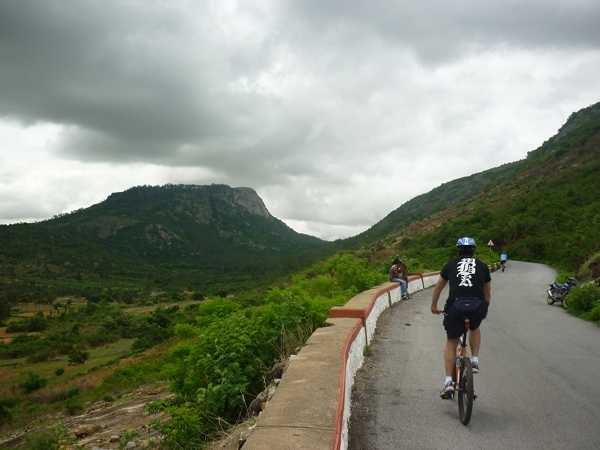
[0, 338, 135, 397]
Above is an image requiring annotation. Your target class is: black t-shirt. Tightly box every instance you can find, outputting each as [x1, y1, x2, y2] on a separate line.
[441, 257, 491, 307]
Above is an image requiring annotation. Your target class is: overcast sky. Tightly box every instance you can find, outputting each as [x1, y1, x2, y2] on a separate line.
[1, 1, 599, 240]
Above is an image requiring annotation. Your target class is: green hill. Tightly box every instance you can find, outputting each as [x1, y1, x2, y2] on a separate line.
[0, 184, 330, 303]
[353, 101, 600, 273]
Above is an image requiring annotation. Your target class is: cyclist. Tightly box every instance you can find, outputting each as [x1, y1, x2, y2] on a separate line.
[500, 251, 508, 271]
[389, 257, 409, 300]
[430, 237, 491, 399]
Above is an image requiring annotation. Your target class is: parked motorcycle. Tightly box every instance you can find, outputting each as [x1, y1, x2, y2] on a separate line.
[546, 277, 577, 307]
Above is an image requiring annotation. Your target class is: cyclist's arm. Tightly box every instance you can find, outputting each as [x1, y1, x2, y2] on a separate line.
[431, 276, 448, 314]
[483, 281, 491, 305]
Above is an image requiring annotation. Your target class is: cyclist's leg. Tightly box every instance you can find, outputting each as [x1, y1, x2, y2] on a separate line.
[468, 302, 487, 361]
[445, 338, 459, 377]
[443, 313, 463, 376]
[469, 328, 480, 357]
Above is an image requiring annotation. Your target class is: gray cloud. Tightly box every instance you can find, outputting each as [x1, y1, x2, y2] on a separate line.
[286, 0, 600, 63]
[0, 1, 599, 238]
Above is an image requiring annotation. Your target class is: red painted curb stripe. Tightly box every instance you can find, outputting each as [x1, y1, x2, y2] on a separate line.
[332, 319, 363, 450]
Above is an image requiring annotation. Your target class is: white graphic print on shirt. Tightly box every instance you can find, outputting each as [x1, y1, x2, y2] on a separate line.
[457, 258, 476, 287]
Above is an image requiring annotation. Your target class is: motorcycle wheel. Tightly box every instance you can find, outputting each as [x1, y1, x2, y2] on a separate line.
[562, 296, 569, 309]
[546, 292, 555, 305]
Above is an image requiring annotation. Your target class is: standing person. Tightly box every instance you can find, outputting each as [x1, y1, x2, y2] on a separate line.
[389, 257, 409, 300]
[500, 251, 508, 271]
[430, 237, 491, 399]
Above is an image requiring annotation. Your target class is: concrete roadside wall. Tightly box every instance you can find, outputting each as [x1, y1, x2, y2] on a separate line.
[244, 272, 441, 450]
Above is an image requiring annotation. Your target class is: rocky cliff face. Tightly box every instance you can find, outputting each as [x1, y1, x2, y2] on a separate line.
[100, 184, 271, 224]
[232, 187, 271, 218]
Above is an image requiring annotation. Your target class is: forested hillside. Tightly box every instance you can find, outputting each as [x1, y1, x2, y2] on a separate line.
[0, 185, 330, 304]
[354, 102, 600, 274]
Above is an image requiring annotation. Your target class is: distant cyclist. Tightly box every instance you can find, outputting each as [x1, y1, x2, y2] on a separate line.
[500, 251, 508, 271]
[430, 237, 491, 399]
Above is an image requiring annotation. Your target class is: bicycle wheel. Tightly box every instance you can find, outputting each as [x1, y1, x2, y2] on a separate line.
[458, 358, 474, 425]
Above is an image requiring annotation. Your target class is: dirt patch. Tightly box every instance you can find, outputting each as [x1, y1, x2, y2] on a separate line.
[0, 384, 172, 449]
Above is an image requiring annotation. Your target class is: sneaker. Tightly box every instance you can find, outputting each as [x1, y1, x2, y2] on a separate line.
[440, 380, 454, 399]
[471, 359, 480, 374]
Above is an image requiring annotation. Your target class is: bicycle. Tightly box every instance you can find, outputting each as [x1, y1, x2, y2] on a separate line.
[452, 318, 476, 425]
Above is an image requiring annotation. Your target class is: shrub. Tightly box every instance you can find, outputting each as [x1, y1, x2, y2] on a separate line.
[68, 347, 89, 364]
[583, 303, 600, 322]
[0, 299, 11, 325]
[6, 312, 48, 333]
[568, 284, 600, 314]
[64, 397, 84, 415]
[578, 251, 600, 281]
[55, 367, 65, 376]
[26, 348, 53, 363]
[66, 387, 80, 398]
[167, 300, 321, 443]
[20, 372, 48, 393]
[0, 398, 16, 424]
[174, 323, 197, 338]
[25, 430, 61, 450]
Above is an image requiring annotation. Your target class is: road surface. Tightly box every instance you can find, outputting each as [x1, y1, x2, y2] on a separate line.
[349, 261, 600, 450]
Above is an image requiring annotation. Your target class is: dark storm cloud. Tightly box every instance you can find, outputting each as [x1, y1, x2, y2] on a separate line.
[0, 1, 281, 165]
[1, 1, 600, 238]
[2, 0, 599, 169]
[286, 0, 600, 63]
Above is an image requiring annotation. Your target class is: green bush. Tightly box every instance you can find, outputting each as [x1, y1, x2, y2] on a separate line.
[0, 397, 16, 424]
[68, 347, 89, 364]
[55, 367, 65, 376]
[174, 323, 197, 338]
[567, 284, 600, 314]
[584, 303, 600, 322]
[66, 387, 80, 398]
[167, 300, 321, 445]
[578, 251, 600, 281]
[25, 428, 63, 450]
[65, 396, 84, 415]
[20, 372, 48, 393]
[6, 312, 48, 333]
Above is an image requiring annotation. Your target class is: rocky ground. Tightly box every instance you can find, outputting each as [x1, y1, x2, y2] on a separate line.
[0, 384, 172, 449]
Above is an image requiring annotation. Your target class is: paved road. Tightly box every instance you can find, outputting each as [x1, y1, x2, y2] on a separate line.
[349, 261, 600, 450]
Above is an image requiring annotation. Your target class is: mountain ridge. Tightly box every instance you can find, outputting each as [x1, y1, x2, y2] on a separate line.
[0, 184, 330, 302]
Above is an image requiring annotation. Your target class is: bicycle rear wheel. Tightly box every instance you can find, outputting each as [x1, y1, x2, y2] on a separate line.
[458, 358, 474, 425]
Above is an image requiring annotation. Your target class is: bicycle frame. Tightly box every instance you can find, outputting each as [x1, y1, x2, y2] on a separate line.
[454, 319, 470, 392]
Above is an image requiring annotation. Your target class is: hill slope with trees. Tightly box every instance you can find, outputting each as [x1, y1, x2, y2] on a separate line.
[0, 184, 330, 304]
[352, 101, 600, 274]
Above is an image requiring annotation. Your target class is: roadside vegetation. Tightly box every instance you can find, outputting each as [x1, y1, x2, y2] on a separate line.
[0, 253, 384, 448]
[566, 283, 600, 323]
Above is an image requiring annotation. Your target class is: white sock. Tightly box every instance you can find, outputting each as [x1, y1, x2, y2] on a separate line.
[471, 356, 479, 364]
[444, 376, 453, 384]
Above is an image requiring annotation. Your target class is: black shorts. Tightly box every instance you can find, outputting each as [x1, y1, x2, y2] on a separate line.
[443, 300, 488, 339]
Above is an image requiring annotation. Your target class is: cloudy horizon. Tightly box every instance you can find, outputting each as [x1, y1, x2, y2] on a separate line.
[1, 1, 599, 240]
